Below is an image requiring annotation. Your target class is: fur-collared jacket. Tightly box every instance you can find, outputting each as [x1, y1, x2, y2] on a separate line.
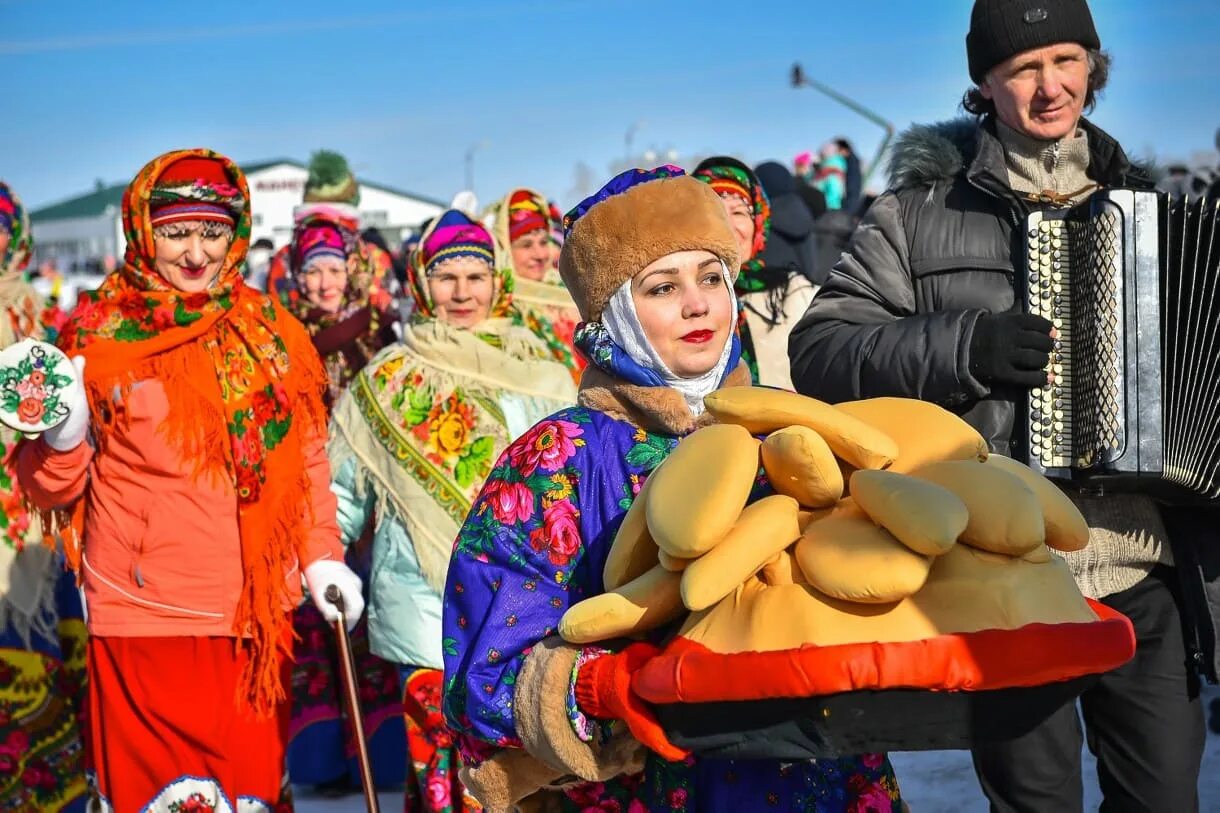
[788, 114, 1149, 448]
[787, 115, 1219, 683]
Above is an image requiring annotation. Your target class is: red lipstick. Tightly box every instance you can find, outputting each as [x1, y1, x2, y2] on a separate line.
[681, 329, 714, 344]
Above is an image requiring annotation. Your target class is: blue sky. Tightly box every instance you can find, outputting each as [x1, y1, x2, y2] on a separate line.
[4, 0, 1218, 214]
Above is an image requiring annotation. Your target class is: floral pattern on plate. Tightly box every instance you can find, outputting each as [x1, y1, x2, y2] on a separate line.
[0, 338, 77, 433]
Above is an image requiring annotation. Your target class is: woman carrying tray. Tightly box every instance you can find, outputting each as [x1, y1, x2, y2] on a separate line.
[328, 208, 577, 811]
[441, 167, 900, 812]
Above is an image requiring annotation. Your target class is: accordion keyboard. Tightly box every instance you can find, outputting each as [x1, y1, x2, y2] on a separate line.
[1025, 210, 1125, 473]
[1026, 218, 1073, 470]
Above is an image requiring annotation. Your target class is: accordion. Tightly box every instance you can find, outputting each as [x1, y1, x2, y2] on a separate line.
[1020, 189, 1220, 499]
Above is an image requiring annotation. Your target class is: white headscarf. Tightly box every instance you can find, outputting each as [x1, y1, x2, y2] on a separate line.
[601, 259, 738, 417]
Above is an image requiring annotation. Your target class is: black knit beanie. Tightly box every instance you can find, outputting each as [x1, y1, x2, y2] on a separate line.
[967, 0, 1100, 82]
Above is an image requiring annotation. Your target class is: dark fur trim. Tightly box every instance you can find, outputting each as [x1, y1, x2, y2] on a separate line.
[887, 118, 979, 191]
[887, 116, 1157, 192]
[559, 175, 740, 322]
[578, 363, 752, 436]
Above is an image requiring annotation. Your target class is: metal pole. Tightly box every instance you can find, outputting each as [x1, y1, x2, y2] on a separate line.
[325, 585, 381, 813]
[463, 140, 488, 194]
[790, 63, 895, 189]
[625, 121, 644, 165]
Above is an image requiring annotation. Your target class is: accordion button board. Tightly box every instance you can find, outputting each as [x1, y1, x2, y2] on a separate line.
[1021, 190, 1220, 500]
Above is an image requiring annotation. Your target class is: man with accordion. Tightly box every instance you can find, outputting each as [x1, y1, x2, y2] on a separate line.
[789, 0, 1216, 810]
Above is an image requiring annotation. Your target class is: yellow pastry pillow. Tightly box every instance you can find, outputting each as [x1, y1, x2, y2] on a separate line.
[850, 469, 968, 556]
[911, 460, 1045, 556]
[681, 495, 802, 612]
[646, 423, 760, 558]
[760, 425, 844, 508]
[982, 454, 1090, 552]
[704, 387, 897, 470]
[794, 515, 933, 603]
[836, 397, 988, 473]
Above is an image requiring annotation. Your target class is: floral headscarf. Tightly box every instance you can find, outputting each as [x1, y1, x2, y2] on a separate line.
[404, 209, 513, 322]
[50, 149, 328, 716]
[692, 157, 772, 292]
[283, 206, 397, 407]
[693, 157, 783, 384]
[0, 182, 32, 278]
[485, 188, 583, 377]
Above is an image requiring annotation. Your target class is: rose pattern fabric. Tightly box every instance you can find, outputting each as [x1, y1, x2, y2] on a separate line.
[0, 573, 87, 811]
[402, 667, 481, 813]
[443, 406, 902, 810]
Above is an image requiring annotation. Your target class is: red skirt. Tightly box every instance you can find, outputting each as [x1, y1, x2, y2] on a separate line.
[87, 635, 290, 812]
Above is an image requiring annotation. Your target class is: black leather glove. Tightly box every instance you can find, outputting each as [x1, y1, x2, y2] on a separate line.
[968, 313, 1054, 388]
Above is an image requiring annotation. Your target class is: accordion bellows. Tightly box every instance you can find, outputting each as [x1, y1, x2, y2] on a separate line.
[1022, 190, 1220, 498]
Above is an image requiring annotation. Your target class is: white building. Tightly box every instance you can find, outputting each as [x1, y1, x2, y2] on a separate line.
[29, 159, 445, 272]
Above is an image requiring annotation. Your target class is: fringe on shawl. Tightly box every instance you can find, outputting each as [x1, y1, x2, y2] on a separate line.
[31, 321, 331, 717]
[234, 461, 315, 715]
[234, 337, 329, 717]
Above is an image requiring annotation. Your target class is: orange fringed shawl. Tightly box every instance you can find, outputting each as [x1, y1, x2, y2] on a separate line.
[47, 149, 329, 716]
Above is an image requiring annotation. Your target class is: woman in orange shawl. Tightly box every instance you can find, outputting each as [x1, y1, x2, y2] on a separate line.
[17, 149, 364, 812]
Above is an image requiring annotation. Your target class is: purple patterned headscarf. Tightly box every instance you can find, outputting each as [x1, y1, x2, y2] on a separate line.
[562, 165, 685, 237]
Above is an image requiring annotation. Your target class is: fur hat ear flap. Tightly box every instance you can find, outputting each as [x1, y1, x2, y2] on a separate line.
[559, 173, 740, 322]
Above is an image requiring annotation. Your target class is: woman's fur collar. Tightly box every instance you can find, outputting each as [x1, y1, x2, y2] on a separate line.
[578, 362, 752, 435]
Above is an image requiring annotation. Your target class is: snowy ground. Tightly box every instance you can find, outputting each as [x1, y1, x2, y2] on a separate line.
[293, 687, 1219, 812]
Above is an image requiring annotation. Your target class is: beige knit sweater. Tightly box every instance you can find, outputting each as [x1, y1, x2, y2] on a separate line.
[996, 119, 1097, 205]
[997, 121, 1173, 599]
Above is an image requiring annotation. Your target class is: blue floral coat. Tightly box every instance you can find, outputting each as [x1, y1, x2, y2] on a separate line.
[442, 403, 902, 812]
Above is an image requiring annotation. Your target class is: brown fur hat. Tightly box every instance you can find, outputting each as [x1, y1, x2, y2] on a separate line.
[559, 171, 740, 322]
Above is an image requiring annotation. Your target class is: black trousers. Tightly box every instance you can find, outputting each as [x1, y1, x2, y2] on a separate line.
[971, 565, 1206, 813]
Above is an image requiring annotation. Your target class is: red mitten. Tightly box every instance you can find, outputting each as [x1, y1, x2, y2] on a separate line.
[574, 641, 690, 762]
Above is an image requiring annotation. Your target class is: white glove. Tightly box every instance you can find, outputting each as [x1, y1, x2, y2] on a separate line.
[304, 558, 364, 632]
[43, 356, 90, 451]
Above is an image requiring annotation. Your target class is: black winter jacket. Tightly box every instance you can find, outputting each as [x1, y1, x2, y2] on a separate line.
[788, 115, 1219, 682]
[755, 162, 822, 285]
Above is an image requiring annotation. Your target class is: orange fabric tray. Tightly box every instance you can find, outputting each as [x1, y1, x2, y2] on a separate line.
[634, 600, 1135, 704]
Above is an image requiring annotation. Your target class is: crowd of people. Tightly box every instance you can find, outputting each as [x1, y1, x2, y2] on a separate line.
[0, 0, 1216, 811]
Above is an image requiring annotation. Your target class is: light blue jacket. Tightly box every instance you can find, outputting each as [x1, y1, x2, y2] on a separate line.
[332, 455, 443, 669]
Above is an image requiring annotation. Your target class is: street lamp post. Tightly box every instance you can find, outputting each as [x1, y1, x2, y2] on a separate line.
[624, 121, 645, 164]
[789, 63, 894, 189]
[464, 140, 490, 193]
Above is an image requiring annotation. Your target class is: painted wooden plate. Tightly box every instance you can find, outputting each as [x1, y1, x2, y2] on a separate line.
[0, 338, 78, 434]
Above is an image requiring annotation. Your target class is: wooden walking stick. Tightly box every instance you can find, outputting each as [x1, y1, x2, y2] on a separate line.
[325, 584, 381, 813]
